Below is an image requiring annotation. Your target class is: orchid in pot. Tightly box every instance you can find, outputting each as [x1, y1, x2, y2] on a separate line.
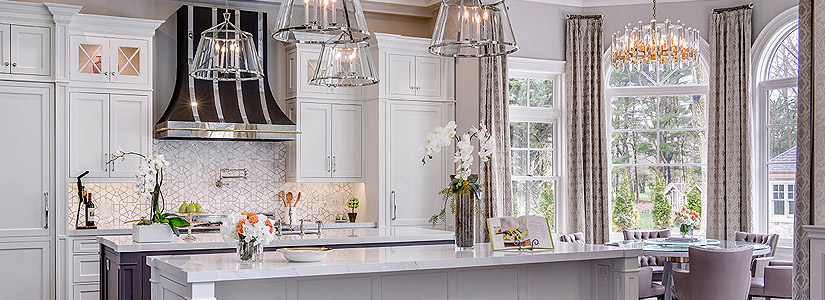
[109, 151, 190, 242]
[421, 121, 493, 249]
[673, 207, 701, 239]
[221, 212, 277, 261]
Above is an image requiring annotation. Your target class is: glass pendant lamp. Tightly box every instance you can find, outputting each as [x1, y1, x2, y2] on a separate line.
[190, 7, 264, 81]
[429, 0, 518, 57]
[309, 33, 378, 87]
[273, 0, 372, 44]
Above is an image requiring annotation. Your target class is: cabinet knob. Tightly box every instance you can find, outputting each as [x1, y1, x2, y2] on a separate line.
[11, 62, 16, 67]
[3, 62, 8, 66]
[104, 71, 109, 76]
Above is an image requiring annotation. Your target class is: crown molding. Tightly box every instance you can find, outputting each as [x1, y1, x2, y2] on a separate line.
[69, 14, 165, 38]
[496, 0, 700, 8]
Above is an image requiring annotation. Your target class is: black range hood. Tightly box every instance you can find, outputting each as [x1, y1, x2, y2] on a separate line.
[155, 5, 297, 141]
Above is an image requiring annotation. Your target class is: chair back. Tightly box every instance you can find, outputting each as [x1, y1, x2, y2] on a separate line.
[734, 231, 778, 257]
[623, 229, 671, 267]
[681, 246, 754, 300]
[559, 232, 585, 244]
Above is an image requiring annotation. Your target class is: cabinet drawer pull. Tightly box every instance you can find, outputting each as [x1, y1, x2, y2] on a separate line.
[326, 156, 330, 172]
[391, 190, 397, 221]
[43, 191, 49, 229]
[104, 152, 109, 171]
[332, 156, 336, 173]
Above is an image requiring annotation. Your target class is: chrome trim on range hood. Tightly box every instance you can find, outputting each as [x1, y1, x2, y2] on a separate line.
[156, 5, 296, 142]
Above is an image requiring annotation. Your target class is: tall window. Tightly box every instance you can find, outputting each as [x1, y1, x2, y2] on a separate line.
[756, 18, 798, 241]
[508, 59, 564, 230]
[606, 60, 709, 234]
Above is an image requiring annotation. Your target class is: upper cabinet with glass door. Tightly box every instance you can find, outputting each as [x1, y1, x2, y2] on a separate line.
[70, 35, 149, 86]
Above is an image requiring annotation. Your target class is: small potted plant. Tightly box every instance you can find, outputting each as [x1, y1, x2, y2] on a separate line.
[346, 197, 359, 223]
[110, 151, 189, 243]
[673, 207, 701, 239]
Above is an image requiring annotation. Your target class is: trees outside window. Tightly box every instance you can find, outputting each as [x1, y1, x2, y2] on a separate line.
[607, 59, 709, 233]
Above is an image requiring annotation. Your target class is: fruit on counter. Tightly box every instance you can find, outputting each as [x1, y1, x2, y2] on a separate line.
[178, 202, 190, 213]
[193, 203, 203, 213]
[178, 202, 204, 214]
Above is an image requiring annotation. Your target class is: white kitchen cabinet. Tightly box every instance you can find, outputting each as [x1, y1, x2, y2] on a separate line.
[69, 92, 150, 179]
[70, 35, 149, 85]
[0, 241, 51, 300]
[388, 102, 447, 226]
[0, 24, 51, 76]
[292, 101, 363, 181]
[387, 54, 442, 98]
[73, 284, 100, 300]
[0, 83, 52, 237]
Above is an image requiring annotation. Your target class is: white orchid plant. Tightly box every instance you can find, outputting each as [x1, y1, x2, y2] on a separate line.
[109, 150, 189, 235]
[421, 121, 494, 225]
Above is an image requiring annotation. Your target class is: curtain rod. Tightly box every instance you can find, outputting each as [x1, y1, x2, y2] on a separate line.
[712, 3, 753, 13]
[567, 15, 602, 19]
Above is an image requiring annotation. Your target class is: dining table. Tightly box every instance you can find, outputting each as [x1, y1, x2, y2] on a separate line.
[609, 238, 771, 300]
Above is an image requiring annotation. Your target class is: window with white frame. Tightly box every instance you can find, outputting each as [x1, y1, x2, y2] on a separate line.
[605, 58, 710, 234]
[755, 15, 798, 241]
[507, 59, 564, 231]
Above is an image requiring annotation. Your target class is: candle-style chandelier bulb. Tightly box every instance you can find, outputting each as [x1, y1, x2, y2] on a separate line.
[429, 0, 518, 57]
[273, 0, 372, 44]
[190, 11, 264, 81]
[309, 34, 378, 87]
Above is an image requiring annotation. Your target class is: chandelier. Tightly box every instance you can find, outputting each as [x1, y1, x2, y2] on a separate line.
[190, 2, 264, 81]
[429, 0, 518, 58]
[611, 0, 700, 71]
[273, 0, 372, 44]
[310, 34, 378, 87]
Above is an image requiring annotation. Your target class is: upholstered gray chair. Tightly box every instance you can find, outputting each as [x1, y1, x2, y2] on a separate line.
[748, 259, 792, 300]
[638, 266, 665, 300]
[623, 229, 671, 280]
[672, 246, 754, 300]
[734, 231, 778, 257]
[559, 232, 585, 244]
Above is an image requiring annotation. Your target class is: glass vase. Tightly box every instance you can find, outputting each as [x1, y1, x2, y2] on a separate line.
[454, 192, 475, 250]
[237, 240, 264, 262]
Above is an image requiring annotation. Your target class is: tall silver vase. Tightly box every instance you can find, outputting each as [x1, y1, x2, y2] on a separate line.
[454, 192, 474, 249]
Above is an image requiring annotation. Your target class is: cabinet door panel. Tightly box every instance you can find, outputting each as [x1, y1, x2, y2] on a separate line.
[73, 284, 100, 300]
[10, 25, 50, 76]
[70, 93, 110, 178]
[0, 85, 51, 236]
[388, 54, 416, 96]
[331, 104, 362, 178]
[415, 57, 441, 97]
[70, 35, 109, 82]
[0, 24, 9, 74]
[109, 38, 148, 85]
[109, 94, 149, 177]
[389, 103, 444, 226]
[0, 241, 50, 300]
[286, 101, 297, 179]
[299, 50, 331, 95]
[299, 103, 331, 178]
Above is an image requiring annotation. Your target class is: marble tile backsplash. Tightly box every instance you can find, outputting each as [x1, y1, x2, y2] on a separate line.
[69, 140, 363, 230]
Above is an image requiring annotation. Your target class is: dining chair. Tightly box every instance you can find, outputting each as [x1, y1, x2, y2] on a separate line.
[639, 266, 665, 300]
[623, 229, 671, 280]
[734, 231, 778, 257]
[672, 246, 753, 300]
[559, 232, 586, 244]
[748, 259, 792, 299]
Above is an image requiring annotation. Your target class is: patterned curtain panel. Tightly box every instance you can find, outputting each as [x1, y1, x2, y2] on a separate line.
[565, 16, 609, 244]
[706, 7, 753, 240]
[794, 0, 823, 299]
[478, 56, 513, 243]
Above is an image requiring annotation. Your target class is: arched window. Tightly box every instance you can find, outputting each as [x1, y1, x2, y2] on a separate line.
[753, 8, 798, 241]
[605, 54, 710, 234]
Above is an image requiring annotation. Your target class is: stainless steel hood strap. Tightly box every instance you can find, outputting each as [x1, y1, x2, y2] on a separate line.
[258, 12, 272, 124]
[235, 9, 249, 124]
[188, 5, 201, 122]
[211, 8, 225, 122]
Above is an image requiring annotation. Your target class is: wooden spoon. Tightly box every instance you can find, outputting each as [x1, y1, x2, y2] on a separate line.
[286, 192, 294, 207]
[293, 192, 302, 207]
[280, 190, 286, 207]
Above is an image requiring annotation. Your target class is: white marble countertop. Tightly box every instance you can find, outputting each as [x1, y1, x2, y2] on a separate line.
[100, 227, 454, 253]
[147, 242, 643, 283]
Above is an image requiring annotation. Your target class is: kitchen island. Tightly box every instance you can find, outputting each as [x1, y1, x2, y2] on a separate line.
[100, 227, 453, 300]
[148, 242, 642, 300]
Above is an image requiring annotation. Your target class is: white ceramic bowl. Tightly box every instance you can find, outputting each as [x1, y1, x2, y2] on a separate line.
[277, 247, 332, 262]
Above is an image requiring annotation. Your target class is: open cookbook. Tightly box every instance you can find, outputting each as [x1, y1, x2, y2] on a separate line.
[487, 216, 555, 251]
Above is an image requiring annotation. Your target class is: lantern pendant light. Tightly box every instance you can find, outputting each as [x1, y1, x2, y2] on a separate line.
[190, 0, 264, 81]
[273, 0, 372, 44]
[309, 33, 378, 87]
[429, 0, 518, 57]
